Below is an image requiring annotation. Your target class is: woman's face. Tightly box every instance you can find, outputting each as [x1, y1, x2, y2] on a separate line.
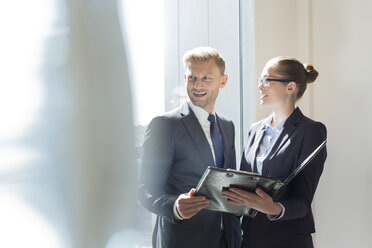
[258, 64, 294, 107]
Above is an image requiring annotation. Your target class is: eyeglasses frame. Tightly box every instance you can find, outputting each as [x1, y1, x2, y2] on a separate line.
[257, 78, 292, 87]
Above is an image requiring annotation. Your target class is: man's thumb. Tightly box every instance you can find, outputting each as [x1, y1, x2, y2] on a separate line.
[188, 188, 196, 196]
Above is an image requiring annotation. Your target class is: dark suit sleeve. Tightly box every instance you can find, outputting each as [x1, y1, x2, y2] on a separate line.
[137, 116, 178, 223]
[279, 122, 327, 221]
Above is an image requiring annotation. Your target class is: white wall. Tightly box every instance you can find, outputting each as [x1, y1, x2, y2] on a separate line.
[312, 0, 372, 247]
[255, 0, 312, 119]
[255, 0, 372, 247]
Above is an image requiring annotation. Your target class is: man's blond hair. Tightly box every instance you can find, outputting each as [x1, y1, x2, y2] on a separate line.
[183, 47, 225, 74]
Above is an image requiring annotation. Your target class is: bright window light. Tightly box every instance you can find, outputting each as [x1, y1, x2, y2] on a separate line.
[0, 1, 64, 247]
[0, 190, 63, 248]
[119, 0, 165, 126]
[0, 1, 49, 140]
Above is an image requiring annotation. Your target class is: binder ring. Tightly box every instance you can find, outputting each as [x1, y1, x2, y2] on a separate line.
[226, 172, 234, 177]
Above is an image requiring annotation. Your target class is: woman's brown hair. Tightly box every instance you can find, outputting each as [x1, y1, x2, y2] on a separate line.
[270, 56, 319, 100]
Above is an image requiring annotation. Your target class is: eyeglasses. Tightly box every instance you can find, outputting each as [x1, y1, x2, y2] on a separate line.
[257, 78, 292, 87]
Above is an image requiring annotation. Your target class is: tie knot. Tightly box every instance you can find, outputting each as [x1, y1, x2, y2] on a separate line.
[208, 114, 216, 123]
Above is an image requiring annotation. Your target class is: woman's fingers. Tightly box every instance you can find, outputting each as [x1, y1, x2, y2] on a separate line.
[255, 187, 270, 200]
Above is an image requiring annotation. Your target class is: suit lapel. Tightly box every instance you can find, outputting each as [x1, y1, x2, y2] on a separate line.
[180, 103, 215, 167]
[216, 114, 230, 169]
[262, 107, 304, 175]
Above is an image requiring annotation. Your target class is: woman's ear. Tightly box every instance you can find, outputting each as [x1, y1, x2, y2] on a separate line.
[287, 82, 297, 94]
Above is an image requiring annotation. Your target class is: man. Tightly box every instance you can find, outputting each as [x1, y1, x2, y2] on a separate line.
[138, 47, 241, 248]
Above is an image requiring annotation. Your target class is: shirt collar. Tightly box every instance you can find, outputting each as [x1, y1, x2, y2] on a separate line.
[188, 100, 215, 125]
[265, 115, 287, 133]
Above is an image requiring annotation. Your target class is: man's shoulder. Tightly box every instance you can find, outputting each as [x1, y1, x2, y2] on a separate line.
[147, 106, 184, 129]
[216, 113, 233, 125]
[163, 106, 183, 119]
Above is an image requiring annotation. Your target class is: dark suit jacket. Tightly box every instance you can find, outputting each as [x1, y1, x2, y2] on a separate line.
[240, 107, 327, 248]
[138, 102, 241, 248]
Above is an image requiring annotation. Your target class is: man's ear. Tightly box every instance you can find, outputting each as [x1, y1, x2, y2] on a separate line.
[220, 74, 228, 88]
[287, 81, 297, 94]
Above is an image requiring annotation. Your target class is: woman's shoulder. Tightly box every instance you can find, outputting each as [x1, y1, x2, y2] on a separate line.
[296, 116, 328, 144]
[301, 115, 327, 132]
[291, 107, 326, 133]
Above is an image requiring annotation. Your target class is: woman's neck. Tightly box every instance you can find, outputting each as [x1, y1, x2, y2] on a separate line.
[271, 104, 295, 127]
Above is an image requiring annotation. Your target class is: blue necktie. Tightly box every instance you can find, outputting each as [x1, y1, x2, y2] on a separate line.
[208, 114, 224, 167]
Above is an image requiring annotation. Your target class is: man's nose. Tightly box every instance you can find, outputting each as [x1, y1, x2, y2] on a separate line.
[193, 78, 203, 89]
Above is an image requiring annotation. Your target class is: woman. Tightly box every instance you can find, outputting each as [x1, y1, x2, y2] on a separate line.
[222, 56, 327, 248]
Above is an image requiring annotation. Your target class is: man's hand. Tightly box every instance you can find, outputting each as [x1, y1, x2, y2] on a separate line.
[221, 187, 282, 215]
[176, 188, 210, 219]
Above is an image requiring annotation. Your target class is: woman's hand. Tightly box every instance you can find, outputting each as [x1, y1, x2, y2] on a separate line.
[221, 187, 282, 216]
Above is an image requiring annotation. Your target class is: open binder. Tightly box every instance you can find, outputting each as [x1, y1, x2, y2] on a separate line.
[195, 140, 327, 217]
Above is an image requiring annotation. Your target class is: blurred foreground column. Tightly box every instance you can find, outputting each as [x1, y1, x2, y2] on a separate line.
[65, 0, 136, 247]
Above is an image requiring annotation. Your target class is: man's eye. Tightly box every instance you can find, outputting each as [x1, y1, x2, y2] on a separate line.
[188, 76, 196, 81]
[203, 76, 211, 81]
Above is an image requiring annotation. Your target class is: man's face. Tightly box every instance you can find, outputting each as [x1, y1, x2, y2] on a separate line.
[185, 59, 227, 114]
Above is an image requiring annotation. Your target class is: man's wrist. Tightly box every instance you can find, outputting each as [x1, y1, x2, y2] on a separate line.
[272, 202, 283, 215]
[267, 202, 285, 221]
[173, 201, 183, 220]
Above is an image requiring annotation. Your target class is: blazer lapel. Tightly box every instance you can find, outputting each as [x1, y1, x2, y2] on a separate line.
[252, 116, 271, 172]
[262, 107, 304, 175]
[180, 103, 215, 167]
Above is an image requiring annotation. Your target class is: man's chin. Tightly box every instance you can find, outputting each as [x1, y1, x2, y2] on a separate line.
[190, 100, 205, 108]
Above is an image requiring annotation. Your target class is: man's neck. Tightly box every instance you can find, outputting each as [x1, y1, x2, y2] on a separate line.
[188, 99, 215, 115]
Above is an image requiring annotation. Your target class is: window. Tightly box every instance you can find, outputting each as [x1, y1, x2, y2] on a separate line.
[0, 1, 255, 247]
[116, 0, 255, 247]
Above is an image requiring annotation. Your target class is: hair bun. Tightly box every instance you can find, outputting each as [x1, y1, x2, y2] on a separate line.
[303, 63, 318, 83]
[304, 64, 313, 71]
